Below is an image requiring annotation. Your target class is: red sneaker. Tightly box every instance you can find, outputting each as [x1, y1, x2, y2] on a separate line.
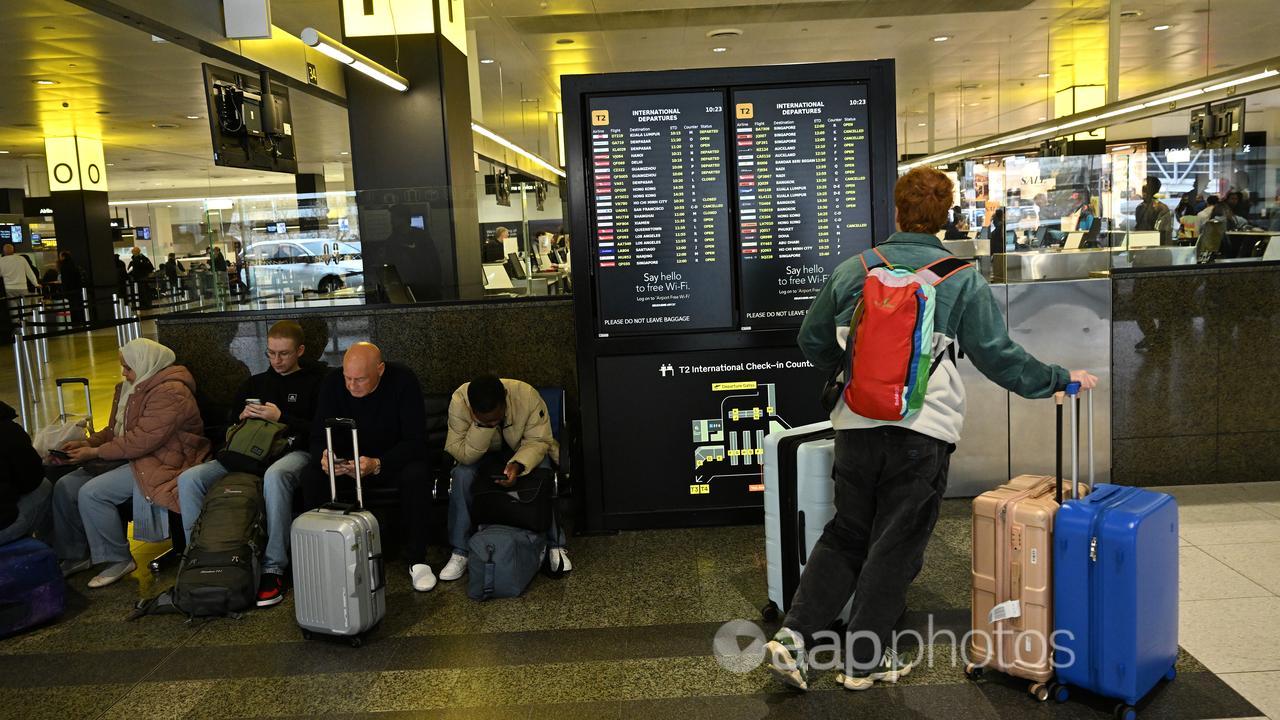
[256, 573, 286, 607]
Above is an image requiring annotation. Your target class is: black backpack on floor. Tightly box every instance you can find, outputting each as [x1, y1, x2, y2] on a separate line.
[174, 472, 266, 616]
[133, 472, 266, 620]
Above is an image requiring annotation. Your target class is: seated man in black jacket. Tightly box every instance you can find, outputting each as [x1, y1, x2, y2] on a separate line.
[177, 320, 326, 607]
[301, 342, 434, 591]
[0, 401, 52, 545]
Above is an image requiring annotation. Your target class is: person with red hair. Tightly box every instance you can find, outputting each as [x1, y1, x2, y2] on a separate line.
[766, 167, 1098, 693]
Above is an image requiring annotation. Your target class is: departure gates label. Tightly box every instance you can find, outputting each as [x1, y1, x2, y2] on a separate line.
[734, 84, 874, 329]
[588, 92, 734, 335]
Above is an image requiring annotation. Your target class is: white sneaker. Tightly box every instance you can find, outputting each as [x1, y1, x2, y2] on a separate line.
[548, 547, 573, 573]
[410, 563, 437, 592]
[439, 553, 468, 581]
[87, 560, 137, 589]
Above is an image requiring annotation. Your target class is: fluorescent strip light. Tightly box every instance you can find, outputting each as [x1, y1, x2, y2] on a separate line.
[1095, 105, 1146, 121]
[1144, 88, 1203, 107]
[110, 191, 358, 206]
[310, 41, 354, 65]
[300, 27, 408, 93]
[1057, 115, 1101, 130]
[1201, 68, 1279, 93]
[471, 122, 566, 178]
[350, 59, 408, 91]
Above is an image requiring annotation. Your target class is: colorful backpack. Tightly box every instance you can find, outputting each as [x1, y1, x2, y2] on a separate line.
[842, 247, 971, 421]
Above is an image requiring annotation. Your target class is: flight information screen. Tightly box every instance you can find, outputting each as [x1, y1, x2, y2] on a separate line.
[587, 91, 734, 335]
[733, 84, 874, 329]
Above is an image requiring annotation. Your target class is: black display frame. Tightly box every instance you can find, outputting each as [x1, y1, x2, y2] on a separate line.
[563, 60, 898, 532]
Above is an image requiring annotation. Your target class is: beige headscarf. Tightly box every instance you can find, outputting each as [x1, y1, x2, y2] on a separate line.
[114, 338, 177, 434]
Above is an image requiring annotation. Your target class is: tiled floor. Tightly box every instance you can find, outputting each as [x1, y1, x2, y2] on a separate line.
[2, 328, 1278, 718]
[1153, 481, 1280, 718]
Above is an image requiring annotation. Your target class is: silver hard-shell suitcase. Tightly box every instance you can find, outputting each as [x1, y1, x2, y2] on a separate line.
[762, 421, 853, 625]
[291, 418, 385, 646]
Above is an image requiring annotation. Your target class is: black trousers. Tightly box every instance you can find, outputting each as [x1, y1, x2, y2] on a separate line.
[301, 459, 431, 564]
[783, 426, 952, 668]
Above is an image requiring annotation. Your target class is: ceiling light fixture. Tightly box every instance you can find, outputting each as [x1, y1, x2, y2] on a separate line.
[1037, 72, 1052, 78]
[301, 27, 408, 92]
[1152, 24, 1171, 31]
[0, 151, 8, 155]
[1200, 68, 1279, 93]
[339, 151, 349, 155]
[932, 35, 950, 42]
[471, 121, 566, 178]
[917, 122, 927, 127]
[186, 115, 201, 119]
[33, 79, 58, 86]
[480, 58, 495, 64]
[712, 47, 728, 53]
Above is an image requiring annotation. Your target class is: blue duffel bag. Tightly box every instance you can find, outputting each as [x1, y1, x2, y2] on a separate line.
[467, 525, 546, 601]
[0, 538, 66, 637]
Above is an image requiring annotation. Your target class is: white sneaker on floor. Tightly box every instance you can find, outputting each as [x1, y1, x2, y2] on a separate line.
[410, 563, 437, 592]
[548, 547, 573, 573]
[87, 560, 137, 589]
[439, 553, 468, 581]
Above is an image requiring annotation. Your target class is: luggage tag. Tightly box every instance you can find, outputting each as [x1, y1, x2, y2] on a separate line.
[989, 599, 1022, 624]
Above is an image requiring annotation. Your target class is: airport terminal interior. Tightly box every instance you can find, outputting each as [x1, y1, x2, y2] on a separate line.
[1, 1, 1279, 718]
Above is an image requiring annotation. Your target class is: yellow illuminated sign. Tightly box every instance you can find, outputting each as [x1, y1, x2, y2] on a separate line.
[45, 137, 108, 192]
[342, 0, 434, 38]
[713, 381, 758, 391]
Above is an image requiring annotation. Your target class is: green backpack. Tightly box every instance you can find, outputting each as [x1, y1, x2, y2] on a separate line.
[218, 418, 291, 474]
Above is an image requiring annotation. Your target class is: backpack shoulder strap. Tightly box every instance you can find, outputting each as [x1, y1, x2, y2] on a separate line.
[858, 247, 892, 273]
[918, 256, 972, 286]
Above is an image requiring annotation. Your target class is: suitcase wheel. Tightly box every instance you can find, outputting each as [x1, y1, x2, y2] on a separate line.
[1030, 682, 1050, 702]
[1165, 666, 1177, 682]
[963, 663, 984, 681]
[1113, 703, 1137, 720]
[349, 635, 364, 648]
[760, 602, 779, 623]
[1050, 683, 1069, 704]
[300, 629, 313, 641]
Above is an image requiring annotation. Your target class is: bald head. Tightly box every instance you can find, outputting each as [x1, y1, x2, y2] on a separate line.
[343, 342, 385, 398]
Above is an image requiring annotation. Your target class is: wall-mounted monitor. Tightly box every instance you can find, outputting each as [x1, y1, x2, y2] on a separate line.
[1190, 98, 1246, 150]
[202, 63, 298, 174]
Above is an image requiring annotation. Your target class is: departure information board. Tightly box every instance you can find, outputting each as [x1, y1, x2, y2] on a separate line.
[733, 84, 873, 328]
[587, 91, 733, 334]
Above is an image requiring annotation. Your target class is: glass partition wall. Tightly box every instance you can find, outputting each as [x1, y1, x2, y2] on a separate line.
[110, 162, 569, 316]
[938, 87, 1280, 281]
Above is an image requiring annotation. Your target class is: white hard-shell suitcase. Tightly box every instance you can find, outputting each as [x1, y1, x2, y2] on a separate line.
[291, 418, 385, 646]
[762, 421, 852, 625]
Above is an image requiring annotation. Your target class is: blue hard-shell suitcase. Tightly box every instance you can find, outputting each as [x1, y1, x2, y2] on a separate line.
[1053, 481, 1179, 718]
[0, 538, 66, 637]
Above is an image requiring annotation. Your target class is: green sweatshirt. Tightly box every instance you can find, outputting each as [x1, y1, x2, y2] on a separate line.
[799, 231, 1070, 443]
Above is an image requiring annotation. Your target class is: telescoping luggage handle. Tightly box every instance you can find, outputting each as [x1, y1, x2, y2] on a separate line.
[323, 417, 363, 511]
[55, 377, 92, 428]
[1053, 382, 1095, 503]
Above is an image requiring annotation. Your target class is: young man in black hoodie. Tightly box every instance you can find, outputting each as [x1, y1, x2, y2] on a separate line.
[301, 342, 432, 591]
[0, 401, 50, 545]
[176, 320, 326, 606]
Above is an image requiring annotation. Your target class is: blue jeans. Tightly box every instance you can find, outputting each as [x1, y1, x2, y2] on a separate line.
[51, 464, 138, 564]
[177, 451, 309, 574]
[448, 457, 564, 556]
[0, 479, 53, 546]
